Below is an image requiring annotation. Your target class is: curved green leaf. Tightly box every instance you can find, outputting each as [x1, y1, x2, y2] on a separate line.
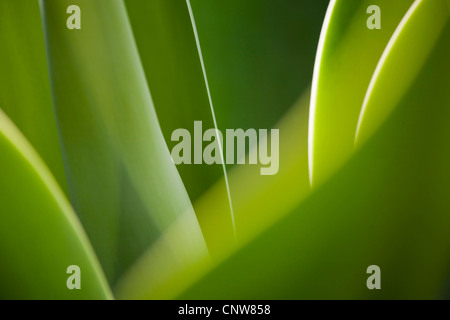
[183, 0, 328, 251]
[115, 0, 330, 297]
[180, 18, 450, 298]
[123, 0, 329, 256]
[115, 213, 211, 299]
[40, 0, 207, 284]
[116, 89, 311, 299]
[0, 0, 67, 193]
[197, 92, 311, 245]
[356, 0, 449, 145]
[309, 0, 413, 187]
[124, 0, 235, 254]
[0, 110, 111, 299]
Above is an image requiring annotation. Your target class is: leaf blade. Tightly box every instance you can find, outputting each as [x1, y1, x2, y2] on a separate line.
[124, 0, 235, 253]
[0, 0, 67, 193]
[0, 110, 111, 299]
[309, 0, 414, 187]
[40, 0, 207, 284]
[356, 0, 450, 145]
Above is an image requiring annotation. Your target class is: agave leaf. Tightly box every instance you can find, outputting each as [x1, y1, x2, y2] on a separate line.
[188, 0, 329, 132]
[0, 0, 67, 193]
[181, 0, 327, 249]
[356, 0, 449, 145]
[0, 110, 111, 299]
[116, 0, 331, 297]
[180, 16, 450, 298]
[122, 1, 450, 299]
[115, 213, 211, 299]
[40, 0, 207, 284]
[115, 88, 311, 299]
[309, 0, 413, 187]
[123, 0, 328, 254]
[124, 0, 235, 253]
[197, 91, 311, 245]
[115, 0, 333, 296]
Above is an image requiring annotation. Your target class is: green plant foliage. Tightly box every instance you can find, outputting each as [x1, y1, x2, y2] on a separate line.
[172, 0, 450, 299]
[115, 91, 311, 299]
[40, 0, 207, 284]
[183, 0, 328, 253]
[114, 0, 328, 297]
[188, 0, 329, 132]
[114, 213, 211, 299]
[124, 0, 235, 254]
[195, 92, 311, 246]
[0, 110, 111, 299]
[179, 14, 450, 298]
[309, 0, 413, 187]
[0, 0, 67, 193]
[356, 0, 450, 145]
[1, 0, 450, 300]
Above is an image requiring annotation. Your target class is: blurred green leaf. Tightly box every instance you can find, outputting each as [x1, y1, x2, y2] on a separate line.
[0, 110, 111, 299]
[124, 0, 235, 254]
[121, 0, 450, 300]
[309, 0, 413, 187]
[196, 91, 310, 245]
[179, 15, 450, 298]
[1, 0, 447, 300]
[116, 90, 311, 299]
[115, 212, 211, 299]
[0, 0, 67, 193]
[188, 0, 329, 132]
[40, 0, 207, 284]
[115, 0, 331, 298]
[356, 0, 449, 145]
[182, 0, 327, 252]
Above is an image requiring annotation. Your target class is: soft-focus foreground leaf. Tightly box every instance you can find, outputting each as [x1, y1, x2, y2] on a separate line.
[197, 92, 310, 245]
[0, 110, 111, 299]
[40, 0, 207, 284]
[309, 0, 413, 187]
[115, 212, 211, 299]
[356, 0, 449, 145]
[180, 15, 450, 298]
[116, 89, 311, 299]
[124, 0, 234, 254]
[0, 0, 67, 193]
